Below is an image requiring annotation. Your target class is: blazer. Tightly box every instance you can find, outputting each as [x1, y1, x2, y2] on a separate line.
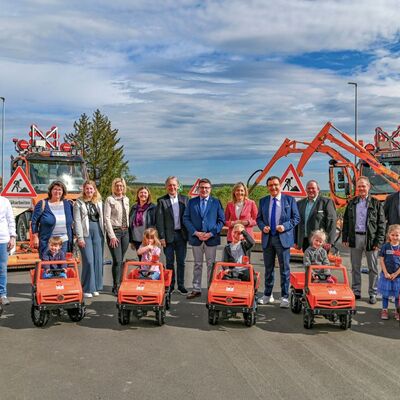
[295, 195, 337, 246]
[183, 196, 225, 247]
[224, 199, 258, 242]
[256, 194, 300, 249]
[104, 195, 130, 239]
[73, 198, 105, 240]
[128, 202, 157, 243]
[31, 199, 74, 256]
[156, 194, 188, 243]
[384, 192, 400, 226]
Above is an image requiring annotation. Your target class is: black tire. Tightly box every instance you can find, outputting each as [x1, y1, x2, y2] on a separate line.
[303, 309, 314, 329]
[31, 305, 50, 327]
[118, 309, 131, 325]
[339, 314, 352, 330]
[0, 304, 3, 317]
[156, 310, 165, 326]
[165, 292, 171, 310]
[244, 312, 256, 327]
[67, 306, 85, 322]
[290, 290, 302, 314]
[208, 310, 218, 325]
[17, 214, 29, 242]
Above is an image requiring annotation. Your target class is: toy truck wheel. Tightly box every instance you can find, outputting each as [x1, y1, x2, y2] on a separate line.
[339, 314, 352, 330]
[303, 310, 314, 329]
[165, 292, 171, 310]
[290, 290, 302, 314]
[31, 305, 49, 327]
[243, 311, 256, 327]
[118, 309, 131, 325]
[0, 304, 3, 317]
[67, 306, 85, 322]
[156, 310, 165, 326]
[208, 310, 219, 325]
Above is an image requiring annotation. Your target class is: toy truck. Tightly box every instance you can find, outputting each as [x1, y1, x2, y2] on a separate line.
[289, 259, 356, 330]
[116, 260, 172, 326]
[207, 259, 260, 327]
[30, 258, 85, 327]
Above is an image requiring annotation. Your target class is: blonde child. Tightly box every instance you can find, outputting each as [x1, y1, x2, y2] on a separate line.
[42, 236, 67, 279]
[377, 224, 400, 320]
[137, 228, 161, 280]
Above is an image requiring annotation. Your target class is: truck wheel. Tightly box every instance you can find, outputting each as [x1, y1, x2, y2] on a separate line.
[67, 305, 85, 322]
[156, 310, 165, 326]
[31, 305, 49, 327]
[17, 214, 29, 242]
[303, 309, 314, 329]
[339, 314, 351, 330]
[118, 309, 131, 325]
[290, 290, 302, 314]
[208, 310, 218, 325]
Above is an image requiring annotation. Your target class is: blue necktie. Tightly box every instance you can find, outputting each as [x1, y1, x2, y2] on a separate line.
[270, 197, 277, 236]
[200, 198, 206, 216]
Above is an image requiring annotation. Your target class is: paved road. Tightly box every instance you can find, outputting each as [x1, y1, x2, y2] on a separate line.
[1, 243, 399, 400]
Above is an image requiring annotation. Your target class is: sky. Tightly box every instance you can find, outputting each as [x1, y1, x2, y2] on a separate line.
[1, 0, 400, 188]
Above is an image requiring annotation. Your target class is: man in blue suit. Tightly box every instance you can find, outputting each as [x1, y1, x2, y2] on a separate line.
[183, 178, 225, 299]
[257, 176, 300, 308]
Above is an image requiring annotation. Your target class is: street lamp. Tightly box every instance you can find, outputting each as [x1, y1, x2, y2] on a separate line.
[0, 97, 4, 189]
[348, 82, 358, 164]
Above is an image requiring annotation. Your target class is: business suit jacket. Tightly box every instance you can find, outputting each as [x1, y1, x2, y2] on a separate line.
[384, 192, 400, 226]
[224, 199, 258, 242]
[183, 196, 225, 247]
[256, 194, 300, 249]
[156, 194, 188, 243]
[295, 195, 337, 246]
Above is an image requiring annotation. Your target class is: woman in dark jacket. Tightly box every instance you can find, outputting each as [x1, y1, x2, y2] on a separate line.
[129, 186, 156, 259]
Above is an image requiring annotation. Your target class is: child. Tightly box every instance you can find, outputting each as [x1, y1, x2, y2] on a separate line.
[303, 230, 332, 283]
[222, 223, 255, 281]
[42, 236, 67, 279]
[377, 224, 400, 320]
[136, 228, 161, 280]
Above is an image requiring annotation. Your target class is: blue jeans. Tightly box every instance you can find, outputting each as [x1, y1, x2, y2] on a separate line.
[43, 271, 67, 279]
[163, 230, 187, 289]
[0, 243, 8, 296]
[262, 235, 291, 298]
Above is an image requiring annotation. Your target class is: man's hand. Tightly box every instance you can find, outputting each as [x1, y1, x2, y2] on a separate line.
[160, 239, 166, 247]
[263, 226, 271, 234]
[276, 225, 285, 233]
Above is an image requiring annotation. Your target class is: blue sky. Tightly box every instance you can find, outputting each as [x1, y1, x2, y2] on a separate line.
[2, 0, 400, 188]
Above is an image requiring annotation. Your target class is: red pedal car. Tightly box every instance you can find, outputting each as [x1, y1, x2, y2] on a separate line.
[30, 259, 85, 327]
[116, 260, 172, 326]
[289, 258, 356, 330]
[207, 259, 260, 327]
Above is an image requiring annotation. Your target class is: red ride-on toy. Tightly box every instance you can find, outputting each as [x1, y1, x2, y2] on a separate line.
[289, 258, 356, 330]
[30, 258, 85, 327]
[116, 260, 172, 326]
[207, 258, 260, 327]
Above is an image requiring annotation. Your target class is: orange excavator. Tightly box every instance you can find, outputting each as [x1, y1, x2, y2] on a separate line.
[247, 121, 400, 207]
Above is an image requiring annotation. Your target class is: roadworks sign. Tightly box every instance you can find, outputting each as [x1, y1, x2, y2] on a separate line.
[280, 164, 306, 197]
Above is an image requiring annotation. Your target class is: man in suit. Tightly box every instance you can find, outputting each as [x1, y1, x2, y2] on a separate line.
[295, 180, 337, 252]
[183, 178, 225, 299]
[156, 176, 189, 294]
[257, 176, 300, 308]
[384, 186, 400, 226]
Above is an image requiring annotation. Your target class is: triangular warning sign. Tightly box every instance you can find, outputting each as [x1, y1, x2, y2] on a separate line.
[280, 164, 306, 197]
[188, 178, 201, 197]
[1, 167, 37, 197]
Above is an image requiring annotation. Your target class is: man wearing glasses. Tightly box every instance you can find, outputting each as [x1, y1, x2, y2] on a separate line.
[183, 178, 225, 299]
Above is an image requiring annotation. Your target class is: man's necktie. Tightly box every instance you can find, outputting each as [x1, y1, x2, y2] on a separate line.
[270, 197, 277, 235]
[200, 198, 206, 216]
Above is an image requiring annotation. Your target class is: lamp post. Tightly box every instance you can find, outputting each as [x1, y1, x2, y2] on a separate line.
[0, 97, 4, 189]
[348, 82, 358, 164]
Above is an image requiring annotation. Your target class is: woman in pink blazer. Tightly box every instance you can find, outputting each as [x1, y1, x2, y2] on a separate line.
[225, 182, 258, 242]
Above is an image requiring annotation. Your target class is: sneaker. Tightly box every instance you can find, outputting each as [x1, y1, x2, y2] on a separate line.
[93, 292, 100, 297]
[84, 293, 93, 298]
[369, 295, 377, 305]
[1, 296, 10, 306]
[177, 287, 188, 295]
[380, 309, 389, 320]
[394, 311, 400, 321]
[258, 294, 274, 305]
[280, 297, 290, 309]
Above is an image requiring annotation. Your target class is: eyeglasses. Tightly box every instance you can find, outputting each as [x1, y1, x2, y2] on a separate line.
[199, 186, 211, 190]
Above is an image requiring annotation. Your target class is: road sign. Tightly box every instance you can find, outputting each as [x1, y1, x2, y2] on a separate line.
[1, 167, 37, 197]
[280, 164, 306, 197]
[188, 178, 201, 197]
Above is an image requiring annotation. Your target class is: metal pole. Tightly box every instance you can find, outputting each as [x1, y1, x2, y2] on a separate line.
[348, 82, 358, 164]
[0, 97, 4, 189]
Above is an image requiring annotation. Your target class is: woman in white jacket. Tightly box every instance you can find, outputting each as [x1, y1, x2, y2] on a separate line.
[74, 180, 105, 298]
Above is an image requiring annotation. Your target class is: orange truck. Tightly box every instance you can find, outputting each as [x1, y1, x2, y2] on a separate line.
[5, 125, 88, 269]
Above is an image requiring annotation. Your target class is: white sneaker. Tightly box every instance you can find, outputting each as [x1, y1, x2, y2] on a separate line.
[93, 292, 100, 297]
[84, 293, 93, 298]
[280, 298, 289, 308]
[258, 294, 274, 305]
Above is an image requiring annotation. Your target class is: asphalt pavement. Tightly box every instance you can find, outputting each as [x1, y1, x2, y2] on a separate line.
[1, 242, 399, 400]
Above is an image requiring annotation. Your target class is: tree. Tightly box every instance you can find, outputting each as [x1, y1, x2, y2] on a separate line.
[67, 110, 133, 197]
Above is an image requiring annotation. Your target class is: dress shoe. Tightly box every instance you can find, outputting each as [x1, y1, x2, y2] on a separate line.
[186, 291, 201, 299]
[369, 295, 377, 304]
[354, 293, 361, 300]
[177, 287, 188, 295]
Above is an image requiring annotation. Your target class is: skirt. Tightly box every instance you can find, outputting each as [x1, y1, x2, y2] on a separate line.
[377, 273, 400, 298]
